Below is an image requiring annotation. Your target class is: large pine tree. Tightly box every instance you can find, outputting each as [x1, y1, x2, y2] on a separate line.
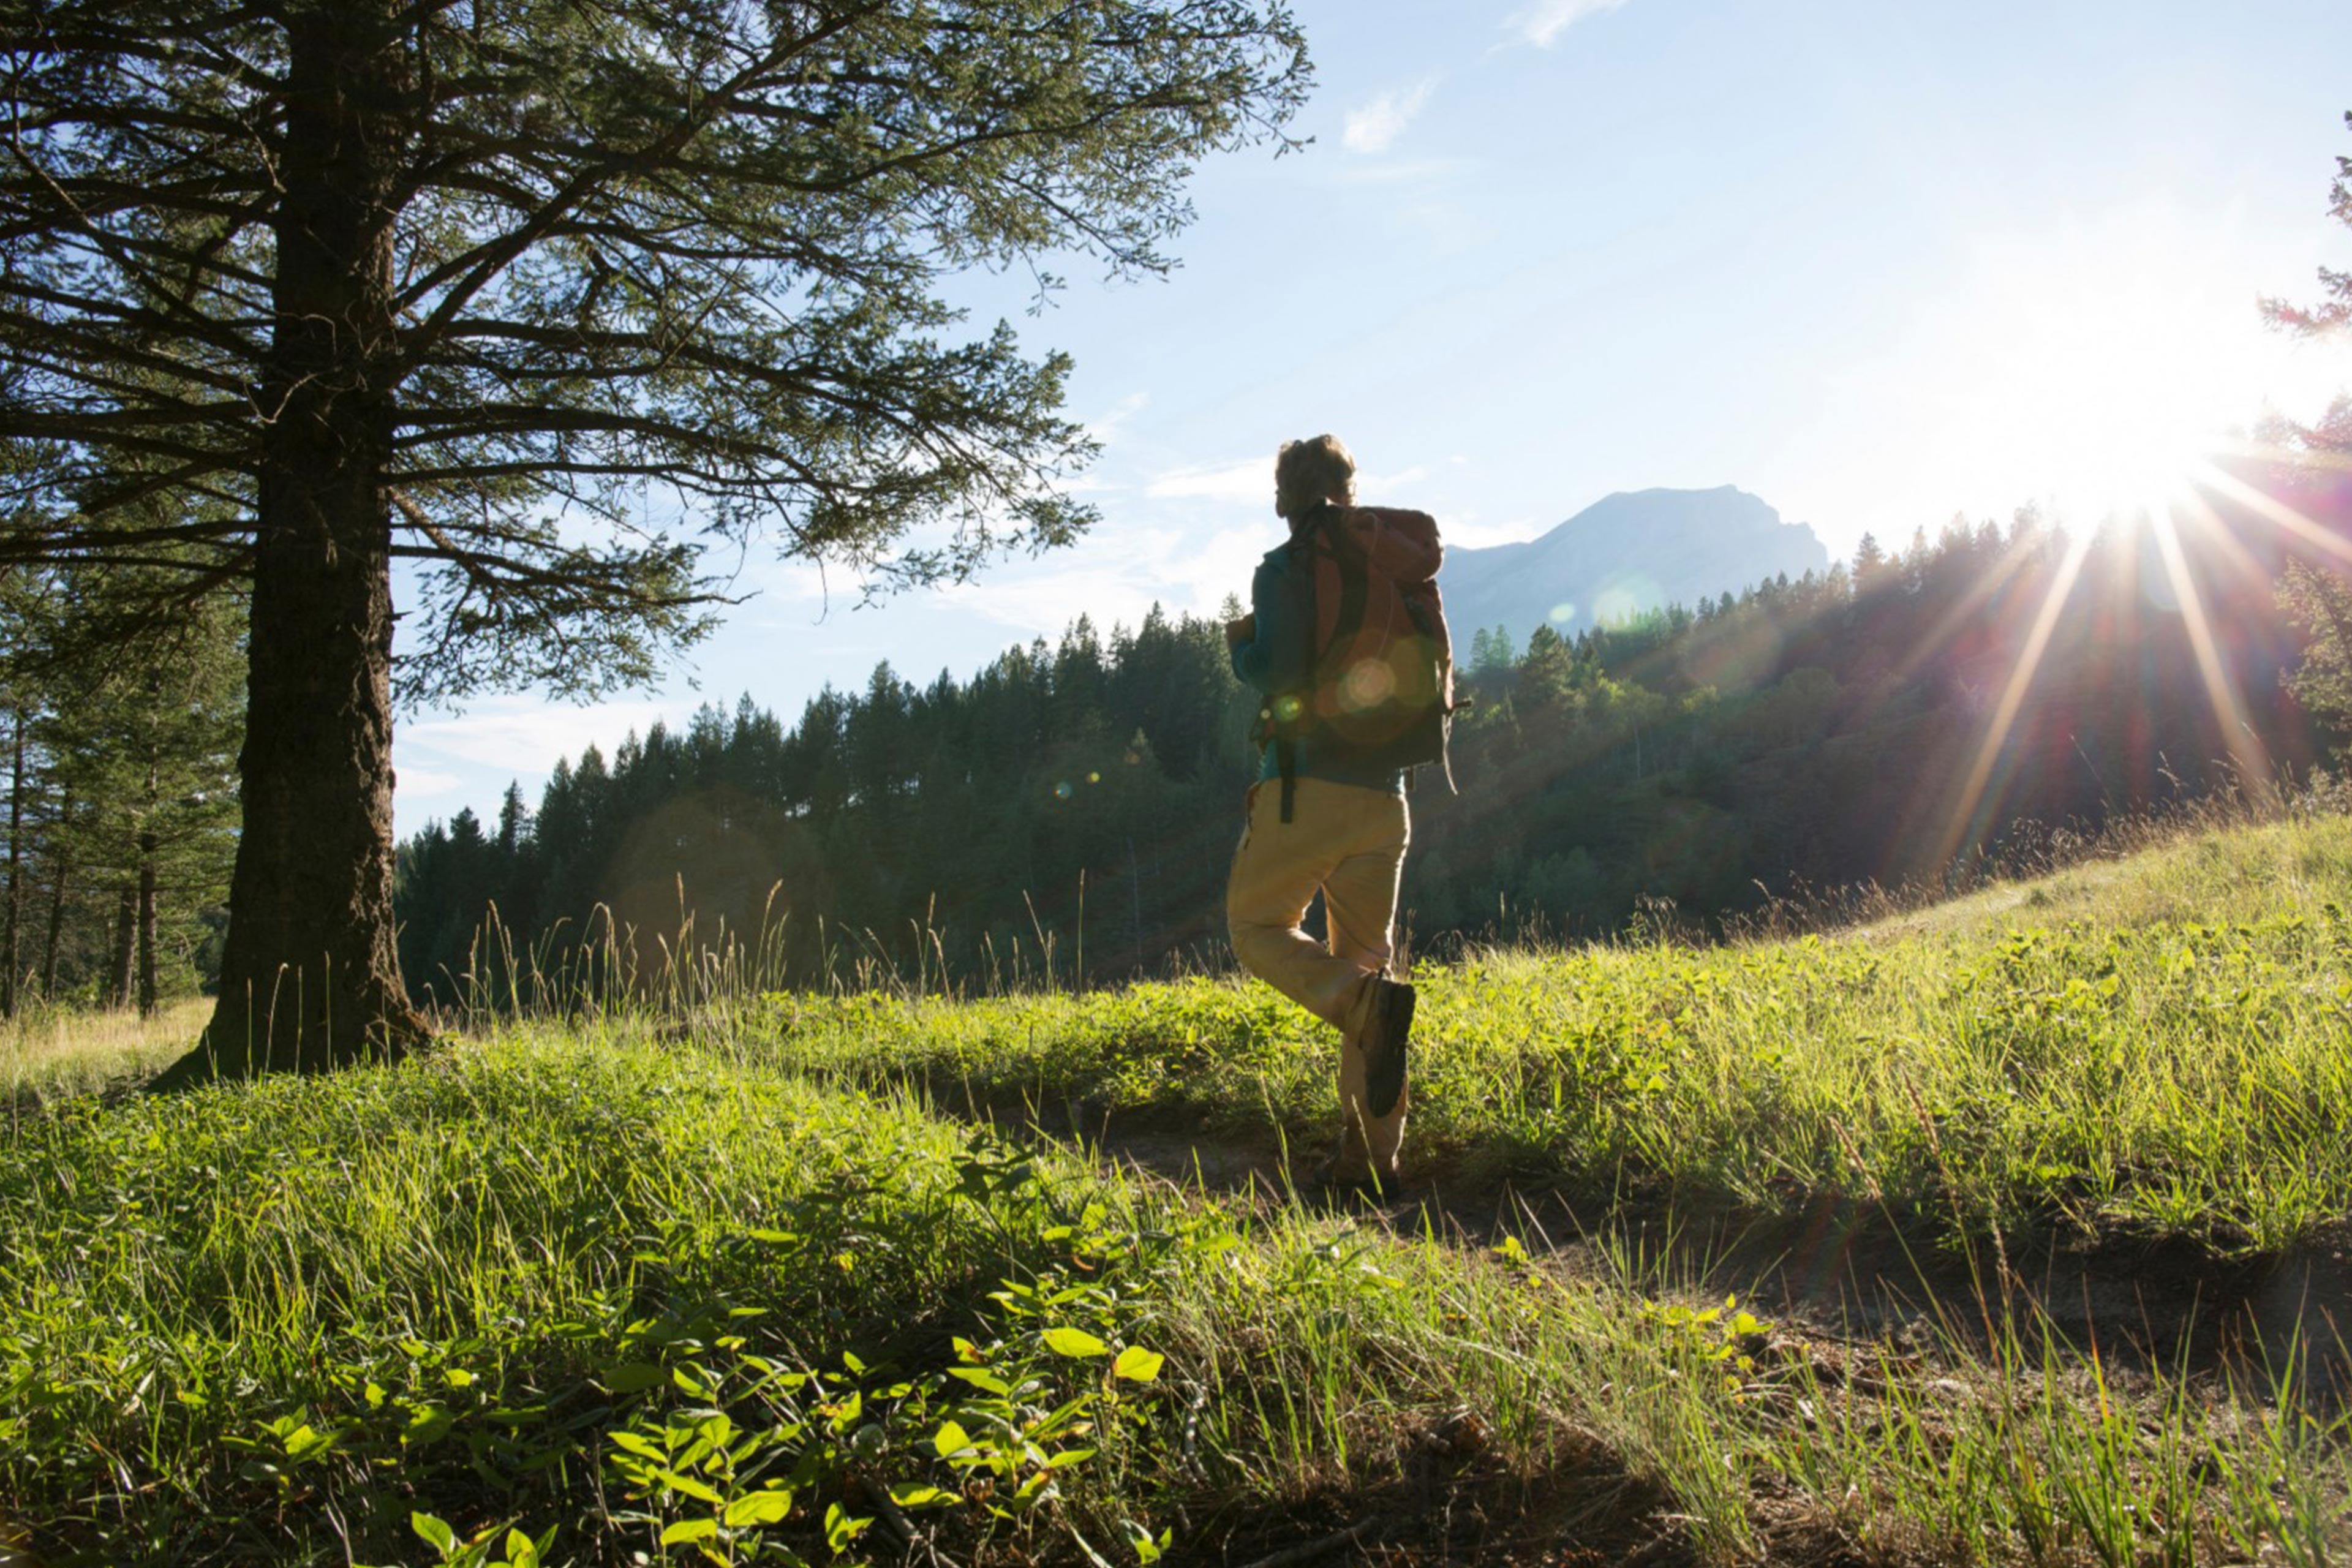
[0, 0, 1307, 1077]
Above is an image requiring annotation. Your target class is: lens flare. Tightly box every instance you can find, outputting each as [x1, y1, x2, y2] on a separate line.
[1340, 659, 1396, 712]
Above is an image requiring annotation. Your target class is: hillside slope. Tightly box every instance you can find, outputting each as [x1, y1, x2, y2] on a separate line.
[753, 807, 2352, 1256]
[7, 811, 2352, 1564]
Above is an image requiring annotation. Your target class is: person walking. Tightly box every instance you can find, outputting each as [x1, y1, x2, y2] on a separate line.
[1224, 434, 1454, 1194]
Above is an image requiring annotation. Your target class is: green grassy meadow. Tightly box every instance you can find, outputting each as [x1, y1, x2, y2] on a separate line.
[5, 813, 2352, 1565]
[753, 812, 2352, 1256]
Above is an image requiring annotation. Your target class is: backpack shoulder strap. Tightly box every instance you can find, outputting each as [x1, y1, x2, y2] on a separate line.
[1321, 512, 1370, 660]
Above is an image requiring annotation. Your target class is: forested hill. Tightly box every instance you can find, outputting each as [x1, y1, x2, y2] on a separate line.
[394, 499, 2343, 1005]
[1444, 486, 1830, 641]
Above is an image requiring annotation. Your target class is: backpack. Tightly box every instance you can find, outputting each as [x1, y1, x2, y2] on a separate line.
[1257, 503, 1458, 823]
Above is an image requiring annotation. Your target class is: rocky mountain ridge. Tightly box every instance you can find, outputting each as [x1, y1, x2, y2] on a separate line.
[1442, 485, 1830, 643]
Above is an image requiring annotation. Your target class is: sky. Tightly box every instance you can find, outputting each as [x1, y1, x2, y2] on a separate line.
[393, 0, 2352, 834]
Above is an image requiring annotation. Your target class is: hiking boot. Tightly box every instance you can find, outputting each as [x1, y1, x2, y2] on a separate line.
[1359, 975, 1414, 1120]
[1305, 1153, 1410, 1200]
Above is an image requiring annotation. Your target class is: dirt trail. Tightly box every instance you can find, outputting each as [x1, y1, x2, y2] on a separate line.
[1027, 1106, 2352, 1403]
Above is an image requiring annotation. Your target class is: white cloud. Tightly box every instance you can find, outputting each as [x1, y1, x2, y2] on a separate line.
[404, 696, 679, 775]
[1358, 464, 1432, 496]
[922, 506, 1284, 645]
[1508, 0, 1630, 48]
[1144, 457, 1270, 505]
[396, 764, 466, 801]
[1444, 513, 1547, 549]
[1145, 459, 1439, 513]
[1087, 390, 1151, 442]
[1342, 79, 1437, 155]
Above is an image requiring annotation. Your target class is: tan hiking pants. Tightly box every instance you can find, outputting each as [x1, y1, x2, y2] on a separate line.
[1225, 777, 1410, 1175]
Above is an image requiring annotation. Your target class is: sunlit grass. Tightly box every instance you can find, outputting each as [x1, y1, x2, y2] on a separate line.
[7, 810, 2352, 1561]
[1, 1025, 2344, 1565]
[1, 995, 208, 1103]
[749, 812, 2352, 1254]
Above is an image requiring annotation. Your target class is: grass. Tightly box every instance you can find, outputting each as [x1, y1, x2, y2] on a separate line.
[2, 995, 211, 1104]
[744, 812, 2352, 1256]
[1, 1020, 2346, 1566]
[4, 810, 2352, 1563]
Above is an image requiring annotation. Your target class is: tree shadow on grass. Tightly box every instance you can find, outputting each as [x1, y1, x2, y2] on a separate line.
[973, 1095, 2352, 1411]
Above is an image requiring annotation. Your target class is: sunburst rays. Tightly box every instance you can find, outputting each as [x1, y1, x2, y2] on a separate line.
[1927, 451, 2348, 869]
[2147, 500, 2277, 807]
[1931, 527, 2097, 873]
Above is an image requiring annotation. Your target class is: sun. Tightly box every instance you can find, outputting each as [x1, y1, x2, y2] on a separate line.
[1889, 205, 2343, 530]
[2023, 359, 2229, 526]
[1896, 204, 2352, 870]
[1948, 253, 2255, 522]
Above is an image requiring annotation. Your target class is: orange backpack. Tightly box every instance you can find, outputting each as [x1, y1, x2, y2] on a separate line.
[1259, 503, 1458, 822]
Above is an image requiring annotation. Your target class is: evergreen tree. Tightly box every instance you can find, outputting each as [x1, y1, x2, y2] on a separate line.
[0, 563, 241, 1012]
[1853, 532, 1888, 586]
[2265, 114, 2352, 761]
[1, 0, 1310, 1077]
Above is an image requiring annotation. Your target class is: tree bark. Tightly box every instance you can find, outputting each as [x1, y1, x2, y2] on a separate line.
[110, 883, 135, 1009]
[137, 824, 158, 1017]
[39, 804, 69, 1003]
[3, 706, 23, 1018]
[161, 5, 427, 1083]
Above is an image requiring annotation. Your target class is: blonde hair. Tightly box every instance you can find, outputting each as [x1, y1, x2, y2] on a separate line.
[1275, 434, 1356, 520]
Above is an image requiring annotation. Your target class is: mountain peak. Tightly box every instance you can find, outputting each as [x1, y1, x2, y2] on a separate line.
[1446, 486, 1827, 639]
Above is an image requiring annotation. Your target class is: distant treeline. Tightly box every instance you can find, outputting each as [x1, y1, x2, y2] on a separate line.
[0, 567, 241, 1016]
[394, 505, 2337, 1005]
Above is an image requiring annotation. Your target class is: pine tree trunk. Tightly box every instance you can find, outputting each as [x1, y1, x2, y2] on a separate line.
[39, 815, 69, 1003]
[162, 5, 426, 1082]
[137, 826, 159, 1018]
[110, 884, 135, 1009]
[3, 706, 23, 1018]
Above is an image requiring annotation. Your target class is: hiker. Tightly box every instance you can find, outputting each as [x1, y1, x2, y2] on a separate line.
[1224, 434, 1455, 1194]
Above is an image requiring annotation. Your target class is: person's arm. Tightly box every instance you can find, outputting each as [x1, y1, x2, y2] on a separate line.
[1229, 556, 1289, 692]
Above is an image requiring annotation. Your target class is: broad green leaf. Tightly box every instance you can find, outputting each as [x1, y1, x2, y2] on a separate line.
[603, 1362, 667, 1393]
[404, 1405, 455, 1446]
[933, 1419, 973, 1458]
[661, 1517, 720, 1545]
[949, 1367, 1010, 1395]
[608, 1429, 667, 1460]
[1041, 1327, 1108, 1358]
[724, 1488, 793, 1527]
[411, 1512, 456, 1554]
[823, 1502, 870, 1553]
[1111, 1347, 1164, 1383]
[281, 1422, 333, 1458]
[655, 1468, 725, 1506]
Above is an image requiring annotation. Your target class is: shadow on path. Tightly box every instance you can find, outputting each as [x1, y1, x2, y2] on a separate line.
[1007, 1100, 2352, 1406]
